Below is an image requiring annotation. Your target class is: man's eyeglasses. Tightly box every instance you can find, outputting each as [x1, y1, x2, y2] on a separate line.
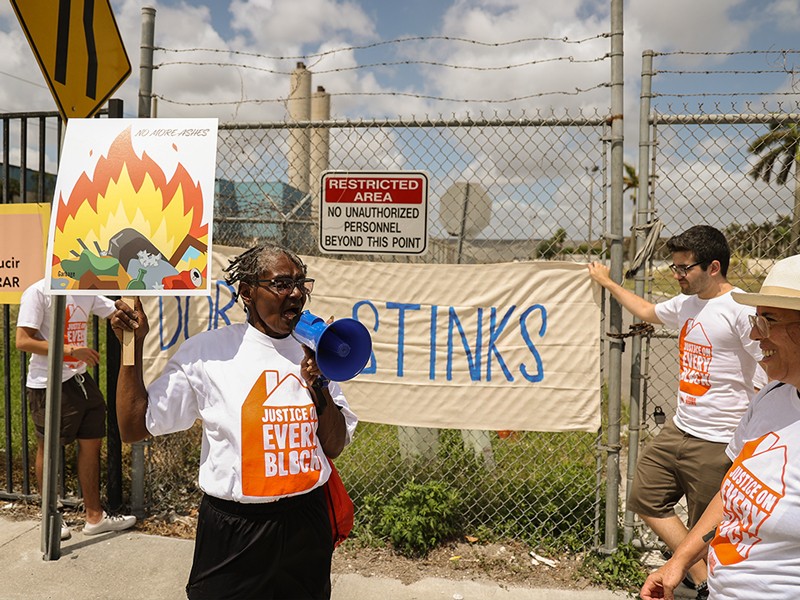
[668, 261, 704, 277]
[256, 277, 315, 295]
[749, 314, 800, 338]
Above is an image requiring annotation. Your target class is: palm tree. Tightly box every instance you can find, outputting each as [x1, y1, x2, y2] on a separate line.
[748, 122, 800, 254]
[623, 162, 639, 263]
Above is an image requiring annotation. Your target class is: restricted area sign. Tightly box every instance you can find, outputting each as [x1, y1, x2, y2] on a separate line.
[319, 171, 429, 255]
[11, 0, 131, 120]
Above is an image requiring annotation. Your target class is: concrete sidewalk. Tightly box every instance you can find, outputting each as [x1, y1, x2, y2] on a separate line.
[0, 515, 631, 600]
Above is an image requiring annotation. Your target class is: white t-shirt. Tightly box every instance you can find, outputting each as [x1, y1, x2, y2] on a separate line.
[654, 290, 765, 442]
[707, 381, 800, 598]
[145, 322, 358, 503]
[16, 279, 116, 387]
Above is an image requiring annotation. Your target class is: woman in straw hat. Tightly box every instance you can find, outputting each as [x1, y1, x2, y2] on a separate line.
[641, 254, 800, 600]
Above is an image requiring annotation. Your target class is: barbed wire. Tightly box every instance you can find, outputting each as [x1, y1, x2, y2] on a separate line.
[153, 32, 609, 62]
[651, 49, 800, 101]
[657, 69, 796, 75]
[154, 53, 610, 76]
[654, 91, 800, 98]
[152, 32, 611, 112]
[153, 82, 610, 108]
[650, 100, 800, 117]
[654, 49, 800, 56]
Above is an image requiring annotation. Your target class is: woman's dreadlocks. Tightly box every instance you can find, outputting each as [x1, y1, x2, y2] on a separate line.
[223, 242, 307, 303]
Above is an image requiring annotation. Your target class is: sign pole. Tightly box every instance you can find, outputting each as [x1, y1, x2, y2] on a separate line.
[41, 299, 65, 559]
[41, 121, 69, 560]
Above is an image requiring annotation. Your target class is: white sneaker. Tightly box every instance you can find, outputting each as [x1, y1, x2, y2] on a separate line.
[61, 521, 71, 540]
[82, 511, 136, 536]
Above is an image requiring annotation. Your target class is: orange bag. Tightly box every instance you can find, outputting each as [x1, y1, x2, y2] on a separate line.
[323, 458, 354, 548]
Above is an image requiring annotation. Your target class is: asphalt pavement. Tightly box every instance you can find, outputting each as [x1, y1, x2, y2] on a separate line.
[0, 514, 633, 600]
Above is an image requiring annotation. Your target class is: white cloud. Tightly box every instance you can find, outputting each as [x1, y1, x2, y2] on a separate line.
[626, 0, 753, 56]
[229, 0, 377, 46]
[0, 0, 796, 238]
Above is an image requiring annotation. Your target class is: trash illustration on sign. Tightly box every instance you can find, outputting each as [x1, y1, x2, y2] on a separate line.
[46, 119, 217, 295]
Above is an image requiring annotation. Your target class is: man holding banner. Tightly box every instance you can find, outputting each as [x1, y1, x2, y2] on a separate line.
[111, 243, 357, 600]
[588, 225, 765, 599]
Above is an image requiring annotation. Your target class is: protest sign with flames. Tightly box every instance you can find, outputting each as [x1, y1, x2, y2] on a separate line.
[45, 118, 218, 296]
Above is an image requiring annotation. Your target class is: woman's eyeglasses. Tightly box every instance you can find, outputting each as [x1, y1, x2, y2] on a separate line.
[256, 277, 314, 295]
[749, 313, 800, 337]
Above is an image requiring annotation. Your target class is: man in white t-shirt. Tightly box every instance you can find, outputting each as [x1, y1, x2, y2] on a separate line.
[16, 279, 136, 540]
[588, 225, 765, 599]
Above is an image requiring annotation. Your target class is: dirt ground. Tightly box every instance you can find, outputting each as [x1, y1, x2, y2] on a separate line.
[3, 501, 603, 592]
[135, 508, 602, 590]
[331, 540, 596, 590]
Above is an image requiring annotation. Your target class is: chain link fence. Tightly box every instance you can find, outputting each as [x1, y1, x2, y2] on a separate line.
[4, 84, 798, 560]
[141, 112, 612, 552]
[624, 49, 800, 548]
[0, 109, 132, 511]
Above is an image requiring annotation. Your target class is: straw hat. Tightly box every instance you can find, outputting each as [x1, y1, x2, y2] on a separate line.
[732, 255, 800, 310]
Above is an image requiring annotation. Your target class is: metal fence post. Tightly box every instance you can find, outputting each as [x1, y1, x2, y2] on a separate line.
[623, 50, 655, 544]
[129, 5, 157, 518]
[138, 7, 156, 120]
[603, 0, 625, 554]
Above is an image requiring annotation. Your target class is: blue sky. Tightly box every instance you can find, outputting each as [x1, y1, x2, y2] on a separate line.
[2, 0, 798, 128]
[1, 1, 798, 239]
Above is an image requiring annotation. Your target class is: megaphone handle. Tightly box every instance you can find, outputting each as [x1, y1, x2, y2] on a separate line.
[310, 376, 331, 416]
[312, 375, 330, 391]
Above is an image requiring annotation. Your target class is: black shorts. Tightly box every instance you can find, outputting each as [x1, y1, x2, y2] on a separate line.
[186, 487, 333, 600]
[28, 372, 106, 445]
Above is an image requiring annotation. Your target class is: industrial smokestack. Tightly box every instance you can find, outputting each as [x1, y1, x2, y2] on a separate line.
[310, 85, 331, 226]
[288, 62, 311, 194]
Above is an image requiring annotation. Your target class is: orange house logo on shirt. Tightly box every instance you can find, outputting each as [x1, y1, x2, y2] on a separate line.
[709, 432, 787, 571]
[241, 370, 322, 497]
[63, 303, 89, 367]
[678, 318, 712, 398]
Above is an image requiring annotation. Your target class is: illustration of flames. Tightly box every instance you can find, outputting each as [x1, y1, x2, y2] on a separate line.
[52, 126, 208, 291]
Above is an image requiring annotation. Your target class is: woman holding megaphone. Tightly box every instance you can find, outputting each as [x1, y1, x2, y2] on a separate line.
[111, 242, 358, 600]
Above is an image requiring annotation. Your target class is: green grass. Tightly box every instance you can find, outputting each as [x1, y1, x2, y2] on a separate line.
[1, 304, 110, 494]
[2, 304, 26, 457]
[337, 424, 601, 554]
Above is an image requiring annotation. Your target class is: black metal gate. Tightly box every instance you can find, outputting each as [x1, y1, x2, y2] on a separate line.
[0, 102, 127, 511]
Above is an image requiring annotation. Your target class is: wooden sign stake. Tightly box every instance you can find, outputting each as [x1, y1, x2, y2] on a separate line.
[122, 296, 135, 366]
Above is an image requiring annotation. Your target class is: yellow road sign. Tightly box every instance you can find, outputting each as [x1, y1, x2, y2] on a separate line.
[11, 0, 131, 121]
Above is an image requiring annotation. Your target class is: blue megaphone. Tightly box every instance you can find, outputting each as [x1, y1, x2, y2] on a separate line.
[291, 311, 372, 381]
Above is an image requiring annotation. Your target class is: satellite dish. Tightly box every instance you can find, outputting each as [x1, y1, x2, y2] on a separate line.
[438, 182, 491, 237]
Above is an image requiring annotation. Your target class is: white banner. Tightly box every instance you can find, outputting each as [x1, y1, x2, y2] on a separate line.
[141, 246, 602, 432]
